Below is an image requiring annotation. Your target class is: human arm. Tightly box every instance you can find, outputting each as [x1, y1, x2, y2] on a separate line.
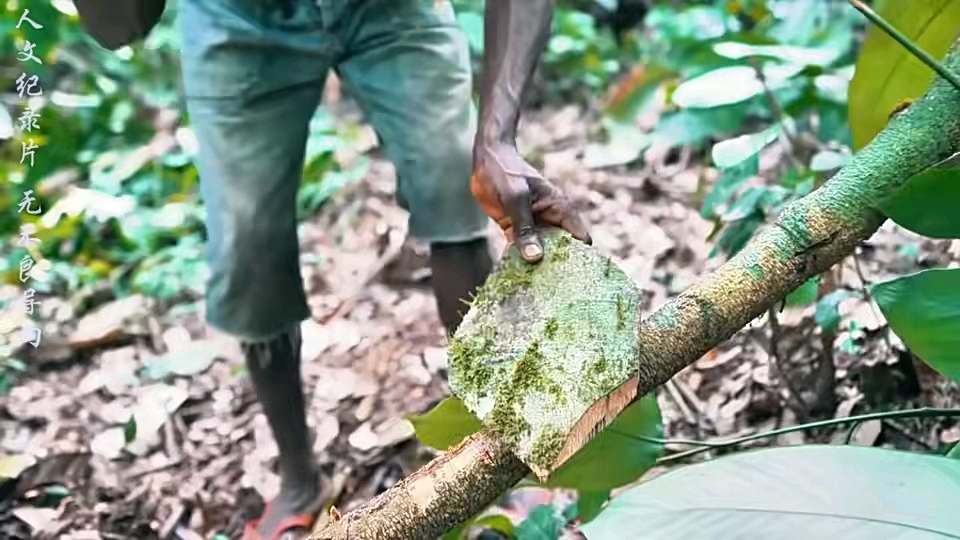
[74, 0, 166, 51]
[470, 0, 592, 262]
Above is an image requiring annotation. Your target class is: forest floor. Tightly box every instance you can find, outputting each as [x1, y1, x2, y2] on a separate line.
[2, 103, 959, 540]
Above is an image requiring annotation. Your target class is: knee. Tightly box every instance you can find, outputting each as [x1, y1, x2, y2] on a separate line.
[398, 131, 473, 205]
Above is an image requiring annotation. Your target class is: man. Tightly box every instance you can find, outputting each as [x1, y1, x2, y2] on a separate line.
[77, 0, 590, 538]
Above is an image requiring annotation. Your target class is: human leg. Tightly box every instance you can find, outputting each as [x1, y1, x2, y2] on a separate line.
[336, 0, 493, 333]
[177, 0, 333, 536]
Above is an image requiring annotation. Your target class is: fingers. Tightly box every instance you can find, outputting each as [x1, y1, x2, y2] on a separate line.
[502, 175, 544, 262]
[530, 180, 592, 245]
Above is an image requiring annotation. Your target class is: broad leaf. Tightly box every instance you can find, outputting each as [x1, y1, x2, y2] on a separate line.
[712, 42, 842, 67]
[785, 276, 819, 307]
[672, 64, 804, 109]
[581, 445, 960, 539]
[408, 397, 482, 452]
[652, 105, 749, 148]
[575, 491, 610, 524]
[815, 289, 857, 333]
[514, 504, 565, 540]
[848, 0, 960, 149]
[604, 64, 675, 121]
[947, 443, 960, 460]
[870, 269, 960, 382]
[545, 395, 663, 492]
[809, 149, 850, 172]
[701, 154, 759, 219]
[711, 123, 782, 169]
[879, 166, 960, 239]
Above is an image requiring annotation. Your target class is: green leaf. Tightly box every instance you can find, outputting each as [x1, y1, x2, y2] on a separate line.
[672, 64, 804, 109]
[947, 443, 960, 460]
[711, 123, 782, 169]
[545, 395, 662, 492]
[443, 513, 515, 540]
[515, 504, 564, 540]
[456, 12, 484, 53]
[604, 64, 675, 121]
[809, 149, 851, 172]
[701, 154, 760, 219]
[440, 522, 466, 540]
[472, 515, 515, 537]
[870, 269, 960, 382]
[580, 445, 960, 539]
[408, 397, 482, 452]
[785, 276, 820, 306]
[712, 42, 843, 67]
[814, 289, 856, 333]
[575, 491, 610, 524]
[848, 0, 960, 149]
[710, 215, 763, 258]
[651, 105, 749, 148]
[878, 166, 960, 239]
[123, 415, 137, 444]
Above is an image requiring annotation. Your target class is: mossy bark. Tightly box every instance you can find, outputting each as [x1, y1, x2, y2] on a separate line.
[311, 41, 960, 540]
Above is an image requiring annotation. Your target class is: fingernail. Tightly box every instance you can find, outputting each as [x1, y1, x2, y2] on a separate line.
[523, 244, 542, 259]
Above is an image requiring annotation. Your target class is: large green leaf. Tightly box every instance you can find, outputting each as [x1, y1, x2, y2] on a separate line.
[575, 491, 610, 524]
[672, 64, 805, 109]
[581, 445, 960, 539]
[848, 0, 960, 150]
[408, 397, 482, 452]
[879, 165, 960, 239]
[870, 269, 960, 382]
[651, 105, 749, 148]
[712, 41, 843, 67]
[710, 123, 783, 169]
[514, 504, 566, 540]
[948, 443, 960, 460]
[700, 154, 760, 219]
[545, 394, 662, 492]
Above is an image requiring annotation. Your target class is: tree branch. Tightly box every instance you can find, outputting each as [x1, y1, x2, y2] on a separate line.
[312, 40, 960, 540]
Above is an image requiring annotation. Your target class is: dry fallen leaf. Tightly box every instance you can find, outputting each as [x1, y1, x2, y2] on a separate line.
[0, 452, 38, 480]
[312, 368, 378, 411]
[125, 384, 190, 456]
[68, 295, 152, 349]
[11, 506, 59, 534]
[421, 347, 448, 374]
[142, 339, 222, 379]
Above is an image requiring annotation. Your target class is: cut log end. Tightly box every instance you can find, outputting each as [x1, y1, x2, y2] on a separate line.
[449, 229, 643, 474]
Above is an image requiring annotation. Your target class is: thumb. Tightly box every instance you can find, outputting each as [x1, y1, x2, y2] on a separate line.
[505, 179, 543, 263]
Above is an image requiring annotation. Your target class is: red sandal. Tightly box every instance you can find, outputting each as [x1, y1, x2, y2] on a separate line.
[242, 503, 318, 540]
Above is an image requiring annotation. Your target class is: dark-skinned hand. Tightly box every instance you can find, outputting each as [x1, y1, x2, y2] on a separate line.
[471, 142, 592, 262]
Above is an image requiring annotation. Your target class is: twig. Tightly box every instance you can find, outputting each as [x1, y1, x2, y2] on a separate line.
[656, 407, 960, 465]
[882, 419, 934, 450]
[849, 0, 960, 93]
[610, 430, 730, 448]
[748, 58, 805, 170]
[843, 420, 861, 444]
[813, 268, 839, 414]
[663, 380, 697, 425]
[766, 308, 810, 417]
